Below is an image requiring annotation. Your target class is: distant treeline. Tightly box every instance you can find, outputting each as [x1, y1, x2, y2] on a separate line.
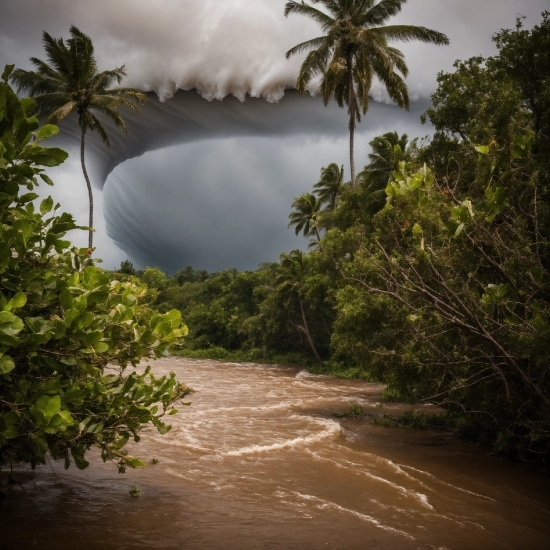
[118, 15, 549, 468]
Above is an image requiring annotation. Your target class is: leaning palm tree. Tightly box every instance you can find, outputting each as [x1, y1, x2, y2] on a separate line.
[313, 163, 346, 210]
[11, 26, 147, 249]
[276, 250, 322, 362]
[288, 192, 324, 247]
[284, 0, 449, 188]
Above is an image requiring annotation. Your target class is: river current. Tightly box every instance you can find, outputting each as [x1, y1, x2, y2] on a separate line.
[1, 358, 549, 549]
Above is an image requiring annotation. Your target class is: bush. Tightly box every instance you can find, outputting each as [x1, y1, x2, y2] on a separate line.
[0, 67, 190, 473]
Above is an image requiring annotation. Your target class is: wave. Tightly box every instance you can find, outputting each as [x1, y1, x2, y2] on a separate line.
[224, 418, 341, 456]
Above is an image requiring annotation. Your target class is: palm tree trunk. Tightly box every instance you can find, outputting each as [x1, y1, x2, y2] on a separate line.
[299, 296, 322, 362]
[349, 113, 356, 189]
[314, 227, 325, 253]
[348, 57, 356, 189]
[80, 130, 94, 250]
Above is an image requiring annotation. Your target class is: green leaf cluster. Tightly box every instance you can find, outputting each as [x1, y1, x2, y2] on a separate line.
[0, 71, 190, 472]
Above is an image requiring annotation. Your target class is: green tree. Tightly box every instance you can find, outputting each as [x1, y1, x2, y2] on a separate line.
[360, 131, 408, 188]
[284, 0, 448, 187]
[358, 131, 408, 214]
[119, 260, 136, 275]
[288, 192, 324, 245]
[313, 163, 346, 210]
[10, 26, 147, 249]
[0, 68, 189, 475]
[493, 12, 550, 138]
[276, 250, 322, 361]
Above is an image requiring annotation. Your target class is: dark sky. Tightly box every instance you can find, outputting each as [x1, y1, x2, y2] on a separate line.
[1, 0, 546, 272]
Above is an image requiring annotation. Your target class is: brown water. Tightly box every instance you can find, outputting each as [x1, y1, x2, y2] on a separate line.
[1, 358, 549, 550]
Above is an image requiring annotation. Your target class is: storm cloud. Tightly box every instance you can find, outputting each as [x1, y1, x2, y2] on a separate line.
[0, 0, 546, 271]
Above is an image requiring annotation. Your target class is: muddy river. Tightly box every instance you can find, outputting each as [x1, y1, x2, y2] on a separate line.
[1, 358, 549, 549]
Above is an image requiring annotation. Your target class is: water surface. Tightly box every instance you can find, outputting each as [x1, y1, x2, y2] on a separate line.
[1, 358, 549, 549]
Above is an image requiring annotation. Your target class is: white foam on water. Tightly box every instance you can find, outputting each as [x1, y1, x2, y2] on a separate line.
[398, 464, 497, 502]
[224, 418, 341, 457]
[294, 369, 325, 379]
[189, 401, 294, 416]
[305, 450, 434, 510]
[286, 491, 416, 541]
[164, 467, 189, 479]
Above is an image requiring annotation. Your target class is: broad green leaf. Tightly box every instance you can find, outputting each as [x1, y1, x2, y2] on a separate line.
[36, 395, 61, 417]
[21, 146, 68, 167]
[0, 355, 15, 374]
[93, 342, 109, 353]
[125, 457, 147, 468]
[2, 426, 18, 439]
[39, 173, 55, 186]
[3, 411, 18, 427]
[59, 288, 73, 309]
[6, 292, 27, 311]
[474, 145, 490, 155]
[40, 196, 54, 215]
[35, 124, 59, 142]
[1, 64, 14, 83]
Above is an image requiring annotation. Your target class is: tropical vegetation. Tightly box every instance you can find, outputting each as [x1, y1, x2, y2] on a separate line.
[0, 69, 188, 477]
[10, 26, 147, 249]
[131, 13, 549, 468]
[284, 0, 449, 187]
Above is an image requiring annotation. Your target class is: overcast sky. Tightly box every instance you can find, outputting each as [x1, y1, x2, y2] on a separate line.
[0, 0, 546, 272]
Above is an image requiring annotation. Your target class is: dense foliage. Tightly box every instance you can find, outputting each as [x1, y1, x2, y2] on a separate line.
[137, 15, 549, 467]
[0, 68, 189, 474]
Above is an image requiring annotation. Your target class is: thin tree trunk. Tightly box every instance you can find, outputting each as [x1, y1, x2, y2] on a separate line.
[80, 130, 94, 249]
[348, 56, 356, 189]
[299, 296, 322, 362]
[314, 227, 325, 252]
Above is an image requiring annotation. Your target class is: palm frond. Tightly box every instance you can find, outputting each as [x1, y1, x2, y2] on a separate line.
[90, 65, 126, 90]
[362, 0, 408, 26]
[87, 112, 111, 146]
[313, 163, 345, 209]
[285, 36, 329, 59]
[373, 25, 449, 45]
[42, 32, 72, 77]
[285, 1, 336, 31]
[90, 101, 128, 134]
[43, 100, 77, 124]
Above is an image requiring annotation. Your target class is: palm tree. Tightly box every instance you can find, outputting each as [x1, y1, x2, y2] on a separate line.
[284, 0, 449, 188]
[360, 131, 408, 187]
[276, 250, 322, 361]
[358, 131, 408, 214]
[288, 192, 324, 244]
[313, 163, 346, 210]
[11, 26, 147, 249]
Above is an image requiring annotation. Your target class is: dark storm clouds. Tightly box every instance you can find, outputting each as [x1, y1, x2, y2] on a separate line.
[0, 1, 547, 271]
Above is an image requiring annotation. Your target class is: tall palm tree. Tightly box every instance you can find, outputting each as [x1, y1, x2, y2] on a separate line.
[11, 26, 147, 249]
[313, 163, 346, 210]
[276, 250, 322, 361]
[288, 192, 324, 244]
[284, 0, 449, 188]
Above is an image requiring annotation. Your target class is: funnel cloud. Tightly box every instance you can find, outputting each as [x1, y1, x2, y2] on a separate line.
[0, 0, 546, 271]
